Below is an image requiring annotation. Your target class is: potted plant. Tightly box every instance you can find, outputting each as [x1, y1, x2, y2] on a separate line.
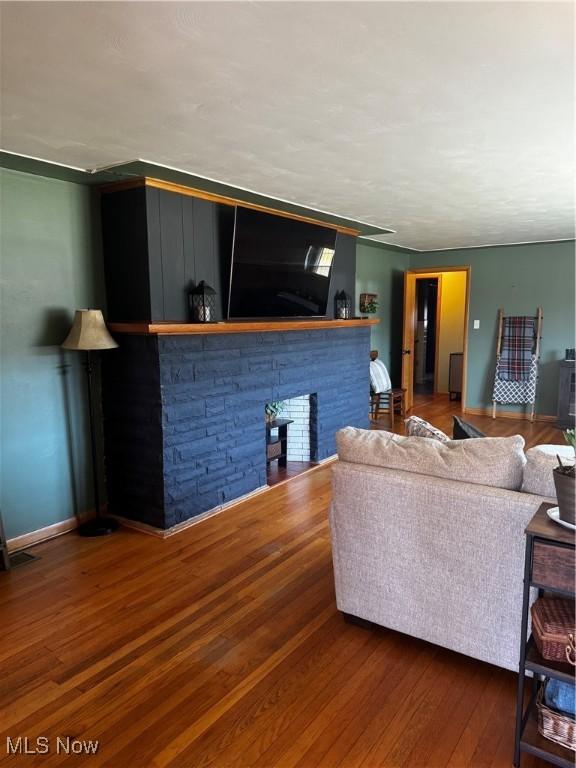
[265, 401, 285, 423]
[359, 293, 378, 315]
[364, 297, 378, 313]
[554, 429, 575, 524]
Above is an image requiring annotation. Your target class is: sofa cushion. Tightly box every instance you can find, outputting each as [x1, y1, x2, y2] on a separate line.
[405, 416, 450, 443]
[521, 445, 575, 499]
[336, 427, 526, 490]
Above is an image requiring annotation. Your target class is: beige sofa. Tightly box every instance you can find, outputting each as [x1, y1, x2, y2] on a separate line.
[329, 428, 557, 672]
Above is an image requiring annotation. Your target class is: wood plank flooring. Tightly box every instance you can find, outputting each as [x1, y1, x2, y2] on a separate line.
[0, 397, 561, 767]
[266, 461, 316, 487]
[373, 393, 563, 450]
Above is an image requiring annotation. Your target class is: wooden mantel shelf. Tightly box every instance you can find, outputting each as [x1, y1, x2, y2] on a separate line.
[109, 318, 379, 335]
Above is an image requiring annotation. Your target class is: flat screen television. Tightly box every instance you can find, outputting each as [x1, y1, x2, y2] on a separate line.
[228, 207, 337, 319]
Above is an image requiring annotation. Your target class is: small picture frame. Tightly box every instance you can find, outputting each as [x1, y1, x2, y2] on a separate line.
[359, 293, 378, 314]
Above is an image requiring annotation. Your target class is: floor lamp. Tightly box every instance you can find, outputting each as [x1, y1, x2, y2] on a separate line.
[62, 309, 119, 537]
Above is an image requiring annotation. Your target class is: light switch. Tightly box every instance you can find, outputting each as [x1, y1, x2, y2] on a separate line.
[473, 320, 480, 329]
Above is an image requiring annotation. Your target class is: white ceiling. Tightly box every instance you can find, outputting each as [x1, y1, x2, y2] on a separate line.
[1, 1, 574, 251]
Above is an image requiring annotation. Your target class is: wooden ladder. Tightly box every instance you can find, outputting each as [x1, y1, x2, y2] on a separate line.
[492, 307, 543, 422]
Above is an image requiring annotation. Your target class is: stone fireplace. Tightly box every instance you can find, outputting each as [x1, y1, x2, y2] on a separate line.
[99, 177, 374, 532]
[103, 325, 370, 531]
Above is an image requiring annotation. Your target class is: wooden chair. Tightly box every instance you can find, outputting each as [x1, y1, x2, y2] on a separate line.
[370, 389, 406, 427]
[369, 351, 406, 428]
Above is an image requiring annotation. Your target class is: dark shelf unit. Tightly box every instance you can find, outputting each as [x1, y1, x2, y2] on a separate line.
[521, 708, 574, 768]
[449, 352, 463, 401]
[525, 636, 575, 685]
[265, 418, 293, 469]
[557, 360, 575, 429]
[514, 503, 575, 767]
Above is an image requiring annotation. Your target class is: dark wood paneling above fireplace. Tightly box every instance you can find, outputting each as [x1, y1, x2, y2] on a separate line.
[101, 185, 234, 323]
[100, 180, 356, 325]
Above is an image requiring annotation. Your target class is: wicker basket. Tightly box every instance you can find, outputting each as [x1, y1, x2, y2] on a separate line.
[537, 683, 576, 752]
[267, 440, 282, 461]
[531, 598, 576, 663]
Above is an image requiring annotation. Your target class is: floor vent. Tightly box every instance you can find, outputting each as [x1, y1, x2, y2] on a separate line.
[9, 551, 39, 568]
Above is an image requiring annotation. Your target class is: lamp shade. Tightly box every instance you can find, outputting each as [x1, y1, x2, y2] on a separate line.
[62, 309, 118, 351]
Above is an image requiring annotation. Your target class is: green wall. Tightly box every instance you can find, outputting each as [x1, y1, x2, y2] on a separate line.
[357, 239, 575, 416]
[1, 163, 574, 541]
[0, 169, 105, 539]
[356, 241, 409, 385]
[410, 242, 575, 415]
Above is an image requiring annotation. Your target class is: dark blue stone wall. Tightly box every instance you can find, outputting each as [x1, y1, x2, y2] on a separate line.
[103, 335, 164, 528]
[104, 327, 370, 529]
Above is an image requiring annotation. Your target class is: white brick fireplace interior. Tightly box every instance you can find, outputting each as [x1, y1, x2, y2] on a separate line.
[282, 395, 311, 461]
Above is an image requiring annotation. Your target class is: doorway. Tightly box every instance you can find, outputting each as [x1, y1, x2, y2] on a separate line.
[402, 267, 470, 412]
[414, 278, 439, 395]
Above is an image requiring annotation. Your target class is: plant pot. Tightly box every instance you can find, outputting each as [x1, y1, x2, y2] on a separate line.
[553, 467, 575, 525]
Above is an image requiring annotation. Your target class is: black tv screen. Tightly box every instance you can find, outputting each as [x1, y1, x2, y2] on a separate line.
[228, 207, 337, 318]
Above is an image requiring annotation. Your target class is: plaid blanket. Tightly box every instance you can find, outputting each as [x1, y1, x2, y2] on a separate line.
[497, 316, 535, 381]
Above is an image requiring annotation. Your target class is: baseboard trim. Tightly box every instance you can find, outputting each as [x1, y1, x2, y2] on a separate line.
[115, 457, 339, 538]
[112, 484, 271, 539]
[116, 455, 342, 538]
[264, 456, 337, 491]
[8, 457, 340, 548]
[6, 506, 110, 552]
[7, 512, 94, 553]
[464, 407, 557, 423]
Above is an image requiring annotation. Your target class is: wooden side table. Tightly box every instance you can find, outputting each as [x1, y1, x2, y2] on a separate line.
[514, 503, 575, 767]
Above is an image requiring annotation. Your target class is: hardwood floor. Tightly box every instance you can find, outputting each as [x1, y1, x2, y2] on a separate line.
[0, 399, 559, 767]
[267, 461, 316, 487]
[375, 392, 563, 449]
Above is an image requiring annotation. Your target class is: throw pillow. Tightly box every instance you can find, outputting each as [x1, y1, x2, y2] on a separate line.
[452, 416, 486, 440]
[369, 360, 392, 394]
[405, 415, 450, 443]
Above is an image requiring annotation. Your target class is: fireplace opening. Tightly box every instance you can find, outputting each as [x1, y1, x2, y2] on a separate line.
[265, 394, 317, 486]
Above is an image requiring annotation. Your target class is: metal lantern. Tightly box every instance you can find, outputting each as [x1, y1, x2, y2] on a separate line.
[189, 281, 217, 323]
[334, 290, 352, 320]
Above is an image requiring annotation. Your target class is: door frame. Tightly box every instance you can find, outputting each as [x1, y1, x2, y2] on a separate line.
[402, 266, 471, 412]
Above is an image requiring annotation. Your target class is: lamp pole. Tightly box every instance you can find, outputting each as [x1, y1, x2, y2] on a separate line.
[62, 309, 119, 537]
[85, 351, 101, 526]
